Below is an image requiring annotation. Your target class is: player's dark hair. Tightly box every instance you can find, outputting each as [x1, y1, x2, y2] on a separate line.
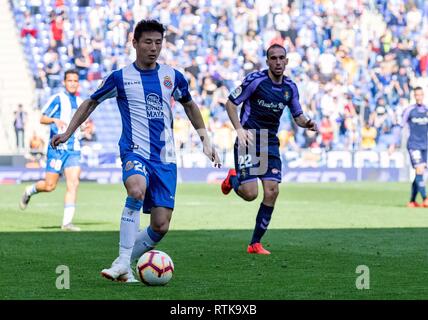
[64, 69, 79, 80]
[414, 86, 423, 92]
[266, 44, 287, 58]
[133, 19, 165, 41]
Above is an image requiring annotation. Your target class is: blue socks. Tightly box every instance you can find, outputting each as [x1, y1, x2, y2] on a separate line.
[411, 178, 418, 201]
[250, 203, 274, 245]
[147, 226, 164, 243]
[411, 174, 427, 202]
[415, 174, 427, 200]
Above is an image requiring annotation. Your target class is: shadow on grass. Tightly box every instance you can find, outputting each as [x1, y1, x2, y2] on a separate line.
[1, 228, 427, 300]
[39, 222, 109, 230]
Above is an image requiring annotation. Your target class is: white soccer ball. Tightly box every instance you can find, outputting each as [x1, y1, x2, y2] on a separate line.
[136, 250, 174, 286]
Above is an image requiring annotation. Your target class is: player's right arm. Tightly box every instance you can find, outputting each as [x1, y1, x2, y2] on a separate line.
[51, 71, 118, 148]
[225, 99, 253, 146]
[40, 95, 67, 131]
[40, 115, 67, 131]
[401, 105, 413, 129]
[225, 74, 263, 147]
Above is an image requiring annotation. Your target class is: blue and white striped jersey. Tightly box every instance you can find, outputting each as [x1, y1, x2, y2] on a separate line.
[90, 62, 192, 163]
[42, 91, 83, 151]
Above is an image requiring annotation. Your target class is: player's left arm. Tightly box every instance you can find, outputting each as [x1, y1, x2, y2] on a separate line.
[289, 83, 318, 132]
[294, 114, 318, 131]
[173, 69, 221, 167]
[182, 100, 221, 167]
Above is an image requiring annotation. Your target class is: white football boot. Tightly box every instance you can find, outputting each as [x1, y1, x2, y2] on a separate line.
[117, 265, 138, 283]
[61, 223, 81, 232]
[101, 257, 129, 281]
[19, 190, 31, 210]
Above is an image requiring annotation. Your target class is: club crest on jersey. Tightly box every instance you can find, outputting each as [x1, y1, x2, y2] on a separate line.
[125, 161, 134, 171]
[284, 90, 290, 101]
[163, 76, 173, 89]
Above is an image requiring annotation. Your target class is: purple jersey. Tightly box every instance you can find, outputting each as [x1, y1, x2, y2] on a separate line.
[229, 70, 303, 142]
[402, 104, 428, 150]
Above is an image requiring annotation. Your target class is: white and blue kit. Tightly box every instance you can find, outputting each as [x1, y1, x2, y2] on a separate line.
[41, 91, 83, 173]
[90, 62, 192, 213]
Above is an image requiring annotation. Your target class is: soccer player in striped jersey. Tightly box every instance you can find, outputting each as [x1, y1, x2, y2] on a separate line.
[402, 87, 428, 208]
[221, 44, 318, 254]
[51, 20, 221, 282]
[20, 69, 83, 232]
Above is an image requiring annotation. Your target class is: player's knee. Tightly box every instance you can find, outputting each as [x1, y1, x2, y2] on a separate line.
[45, 183, 57, 192]
[270, 187, 280, 198]
[127, 188, 145, 201]
[265, 188, 279, 202]
[151, 221, 169, 235]
[242, 190, 258, 201]
[67, 180, 79, 191]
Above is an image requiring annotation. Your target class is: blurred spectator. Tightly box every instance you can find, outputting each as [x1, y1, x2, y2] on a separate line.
[29, 131, 45, 160]
[81, 118, 97, 144]
[319, 116, 334, 151]
[10, 0, 428, 155]
[13, 104, 27, 151]
[361, 122, 377, 150]
[44, 47, 61, 88]
[75, 47, 91, 80]
[50, 11, 65, 48]
[28, 0, 41, 15]
[33, 66, 48, 110]
[20, 11, 37, 38]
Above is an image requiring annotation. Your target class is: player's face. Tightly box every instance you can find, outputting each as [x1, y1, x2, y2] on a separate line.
[64, 73, 79, 95]
[133, 31, 163, 66]
[414, 89, 424, 105]
[267, 48, 288, 77]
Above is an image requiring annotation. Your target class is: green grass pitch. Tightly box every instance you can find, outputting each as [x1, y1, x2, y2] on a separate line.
[0, 182, 427, 300]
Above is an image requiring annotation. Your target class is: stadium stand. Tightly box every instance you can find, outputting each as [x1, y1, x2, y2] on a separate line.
[0, 0, 36, 154]
[6, 0, 428, 168]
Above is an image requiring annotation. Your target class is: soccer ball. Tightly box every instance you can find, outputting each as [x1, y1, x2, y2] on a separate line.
[136, 250, 174, 286]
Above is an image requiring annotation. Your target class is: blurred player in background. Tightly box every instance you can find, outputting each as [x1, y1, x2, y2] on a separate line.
[51, 20, 221, 282]
[402, 87, 428, 208]
[20, 69, 83, 232]
[221, 44, 318, 254]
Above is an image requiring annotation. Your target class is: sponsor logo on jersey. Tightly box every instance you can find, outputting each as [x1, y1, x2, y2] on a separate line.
[231, 86, 242, 99]
[411, 117, 428, 125]
[163, 76, 173, 89]
[146, 93, 164, 118]
[125, 161, 134, 171]
[257, 99, 285, 111]
[124, 80, 142, 86]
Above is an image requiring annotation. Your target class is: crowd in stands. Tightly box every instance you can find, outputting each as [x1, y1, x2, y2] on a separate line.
[11, 0, 428, 159]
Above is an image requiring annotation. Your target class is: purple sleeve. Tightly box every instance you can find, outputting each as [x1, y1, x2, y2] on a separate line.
[228, 73, 266, 105]
[289, 83, 303, 117]
[401, 106, 413, 128]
